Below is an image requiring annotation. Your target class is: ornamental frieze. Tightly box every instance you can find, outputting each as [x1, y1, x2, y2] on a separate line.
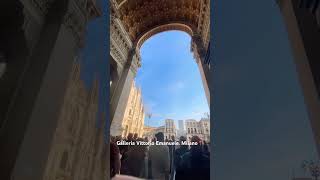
[114, 0, 202, 42]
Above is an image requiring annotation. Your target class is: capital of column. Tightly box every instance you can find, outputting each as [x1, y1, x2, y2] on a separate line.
[126, 48, 141, 75]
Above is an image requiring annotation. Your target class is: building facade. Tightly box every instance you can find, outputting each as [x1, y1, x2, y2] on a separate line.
[43, 61, 108, 180]
[165, 119, 177, 140]
[177, 120, 186, 138]
[144, 121, 177, 141]
[110, 81, 145, 138]
[143, 126, 158, 140]
[144, 126, 166, 140]
[185, 118, 210, 142]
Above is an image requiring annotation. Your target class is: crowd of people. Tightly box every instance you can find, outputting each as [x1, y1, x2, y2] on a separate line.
[110, 132, 210, 180]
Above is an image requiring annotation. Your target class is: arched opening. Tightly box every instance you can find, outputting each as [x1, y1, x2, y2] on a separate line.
[109, 0, 210, 123]
[110, 29, 210, 178]
[110, 1, 210, 178]
[135, 24, 210, 104]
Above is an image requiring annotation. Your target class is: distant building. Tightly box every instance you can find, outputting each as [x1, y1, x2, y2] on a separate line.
[178, 120, 184, 131]
[110, 81, 145, 137]
[165, 119, 177, 140]
[185, 118, 210, 142]
[143, 126, 158, 140]
[143, 125, 166, 140]
[177, 120, 186, 138]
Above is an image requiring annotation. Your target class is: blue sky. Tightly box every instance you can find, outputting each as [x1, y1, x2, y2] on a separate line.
[135, 31, 209, 127]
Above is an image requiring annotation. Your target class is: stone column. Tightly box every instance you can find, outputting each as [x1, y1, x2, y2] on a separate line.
[0, 0, 62, 179]
[192, 36, 210, 106]
[277, 0, 320, 155]
[8, 0, 97, 179]
[110, 49, 140, 124]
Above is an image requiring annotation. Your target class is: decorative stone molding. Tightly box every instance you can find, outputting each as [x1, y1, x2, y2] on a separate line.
[63, 1, 87, 47]
[110, 0, 210, 76]
[86, 0, 101, 19]
[136, 23, 195, 49]
[131, 50, 141, 74]
[197, 0, 210, 48]
[110, 16, 133, 66]
[113, 0, 203, 42]
[63, 11, 85, 46]
[110, 0, 121, 18]
[63, 0, 101, 47]
[192, 35, 206, 62]
[111, 17, 133, 48]
[110, 41, 126, 67]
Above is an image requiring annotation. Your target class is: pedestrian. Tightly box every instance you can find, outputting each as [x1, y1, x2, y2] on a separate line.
[110, 141, 121, 178]
[175, 136, 210, 180]
[125, 138, 147, 177]
[174, 136, 189, 172]
[149, 132, 170, 180]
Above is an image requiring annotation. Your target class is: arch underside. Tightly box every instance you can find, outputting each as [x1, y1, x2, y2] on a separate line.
[136, 23, 194, 48]
[113, 0, 210, 47]
[110, 0, 211, 109]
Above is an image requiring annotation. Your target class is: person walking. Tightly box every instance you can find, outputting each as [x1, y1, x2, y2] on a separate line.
[148, 132, 170, 180]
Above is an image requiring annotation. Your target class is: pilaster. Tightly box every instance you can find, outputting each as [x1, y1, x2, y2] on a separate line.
[110, 48, 141, 125]
[9, 0, 100, 179]
[277, 0, 320, 155]
[192, 35, 210, 106]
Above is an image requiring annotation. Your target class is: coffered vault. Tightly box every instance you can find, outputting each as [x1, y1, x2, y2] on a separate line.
[110, 0, 211, 123]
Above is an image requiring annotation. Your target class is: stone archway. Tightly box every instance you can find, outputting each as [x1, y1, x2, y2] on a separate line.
[110, 0, 210, 124]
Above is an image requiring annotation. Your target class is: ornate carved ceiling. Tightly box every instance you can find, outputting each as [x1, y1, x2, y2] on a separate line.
[112, 0, 209, 44]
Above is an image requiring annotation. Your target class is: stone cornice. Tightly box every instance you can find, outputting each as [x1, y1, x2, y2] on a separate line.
[111, 17, 133, 48]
